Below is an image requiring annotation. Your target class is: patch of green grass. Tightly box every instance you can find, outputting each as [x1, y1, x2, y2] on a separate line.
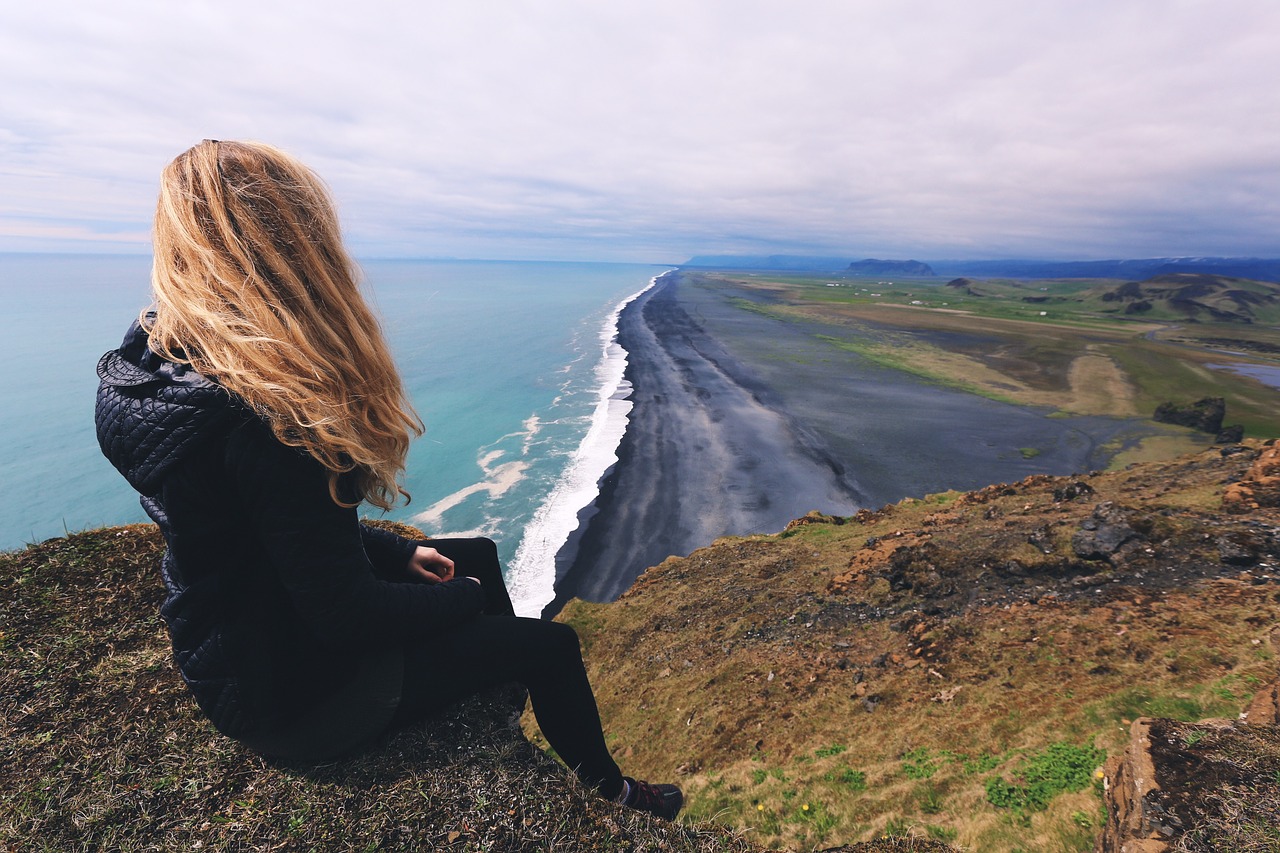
[823, 766, 867, 791]
[901, 748, 941, 780]
[884, 816, 913, 837]
[916, 782, 944, 814]
[1084, 687, 1210, 726]
[985, 742, 1105, 813]
[959, 752, 1003, 775]
[927, 824, 958, 842]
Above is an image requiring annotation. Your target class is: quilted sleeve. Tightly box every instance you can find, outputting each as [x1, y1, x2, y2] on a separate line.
[359, 523, 420, 580]
[225, 421, 486, 649]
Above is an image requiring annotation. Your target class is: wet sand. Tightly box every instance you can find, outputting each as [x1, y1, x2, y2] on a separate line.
[545, 271, 1151, 614]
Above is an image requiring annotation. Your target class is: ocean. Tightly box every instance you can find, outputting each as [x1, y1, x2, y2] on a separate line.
[0, 254, 663, 616]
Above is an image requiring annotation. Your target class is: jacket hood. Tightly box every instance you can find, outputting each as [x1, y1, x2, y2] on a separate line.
[96, 321, 239, 496]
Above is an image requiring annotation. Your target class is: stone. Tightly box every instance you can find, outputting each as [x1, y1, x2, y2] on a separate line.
[1072, 502, 1140, 562]
[1214, 424, 1244, 444]
[1097, 719, 1169, 853]
[1152, 397, 1225, 434]
[1222, 443, 1280, 513]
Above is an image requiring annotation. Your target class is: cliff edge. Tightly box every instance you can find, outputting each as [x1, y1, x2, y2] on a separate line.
[5, 443, 1278, 850]
[550, 441, 1279, 850]
[0, 522, 770, 852]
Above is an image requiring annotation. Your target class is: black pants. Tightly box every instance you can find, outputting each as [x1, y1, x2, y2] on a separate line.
[389, 538, 624, 797]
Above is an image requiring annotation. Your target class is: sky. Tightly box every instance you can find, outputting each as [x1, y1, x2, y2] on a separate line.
[3, 0, 1279, 263]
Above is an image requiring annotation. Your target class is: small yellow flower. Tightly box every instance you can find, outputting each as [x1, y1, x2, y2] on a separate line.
[802, 804, 810, 811]
[757, 804, 764, 811]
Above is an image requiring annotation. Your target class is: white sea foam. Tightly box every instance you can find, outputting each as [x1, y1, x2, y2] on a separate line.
[520, 414, 541, 456]
[411, 454, 530, 533]
[506, 273, 667, 616]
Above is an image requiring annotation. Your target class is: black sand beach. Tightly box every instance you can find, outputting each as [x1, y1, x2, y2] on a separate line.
[546, 271, 1152, 613]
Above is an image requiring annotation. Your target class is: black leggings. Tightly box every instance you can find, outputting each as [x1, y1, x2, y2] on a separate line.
[389, 538, 624, 797]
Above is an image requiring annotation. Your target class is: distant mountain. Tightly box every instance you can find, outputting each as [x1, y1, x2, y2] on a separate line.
[930, 257, 1280, 283]
[680, 255, 1280, 283]
[681, 254, 853, 271]
[846, 258, 935, 276]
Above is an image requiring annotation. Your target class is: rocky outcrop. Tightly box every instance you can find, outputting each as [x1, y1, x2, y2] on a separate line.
[1071, 502, 1142, 563]
[1097, 677, 1280, 852]
[1215, 424, 1244, 443]
[1152, 397, 1225, 434]
[1097, 719, 1168, 852]
[1, 523, 769, 853]
[943, 277, 988, 296]
[1223, 440, 1280, 512]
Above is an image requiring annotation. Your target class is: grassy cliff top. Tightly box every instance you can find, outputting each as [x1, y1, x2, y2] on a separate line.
[546, 442, 1280, 851]
[6, 443, 1278, 851]
[0, 522, 959, 852]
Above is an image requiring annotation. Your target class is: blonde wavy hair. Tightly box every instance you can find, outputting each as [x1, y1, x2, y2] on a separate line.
[147, 140, 423, 510]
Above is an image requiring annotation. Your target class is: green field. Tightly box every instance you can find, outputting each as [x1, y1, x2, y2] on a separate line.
[692, 270, 1280, 452]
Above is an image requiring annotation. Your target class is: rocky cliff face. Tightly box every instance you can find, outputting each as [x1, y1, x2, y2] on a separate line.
[1224, 441, 1280, 513]
[1097, 696, 1280, 852]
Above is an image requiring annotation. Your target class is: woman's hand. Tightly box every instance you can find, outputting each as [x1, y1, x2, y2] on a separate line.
[406, 546, 455, 584]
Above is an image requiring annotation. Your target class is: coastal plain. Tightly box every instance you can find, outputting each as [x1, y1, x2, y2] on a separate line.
[681, 268, 1280, 452]
[553, 268, 1280, 608]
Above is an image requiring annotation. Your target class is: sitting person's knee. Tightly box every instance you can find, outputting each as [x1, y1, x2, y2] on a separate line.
[547, 620, 582, 652]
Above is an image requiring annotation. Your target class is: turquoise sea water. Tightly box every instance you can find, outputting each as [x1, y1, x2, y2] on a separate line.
[0, 254, 661, 615]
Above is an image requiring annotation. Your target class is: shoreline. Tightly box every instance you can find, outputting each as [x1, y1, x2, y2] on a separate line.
[505, 273, 666, 617]
[545, 272, 867, 614]
[545, 270, 1154, 615]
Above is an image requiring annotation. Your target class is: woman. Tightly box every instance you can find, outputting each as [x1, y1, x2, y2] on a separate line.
[95, 140, 681, 820]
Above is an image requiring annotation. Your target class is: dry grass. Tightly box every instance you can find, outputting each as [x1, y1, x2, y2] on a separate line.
[0, 526, 775, 852]
[1065, 351, 1137, 417]
[538, 444, 1280, 851]
[1157, 720, 1280, 852]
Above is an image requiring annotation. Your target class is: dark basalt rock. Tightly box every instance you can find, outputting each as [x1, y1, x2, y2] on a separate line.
[1072, 502, 1141, 562]
[1215, 424, 1245, 444]
[1153, 397, 1226, 434]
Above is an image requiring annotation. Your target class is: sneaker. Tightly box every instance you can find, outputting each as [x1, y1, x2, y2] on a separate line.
[621, 776, 684, 820]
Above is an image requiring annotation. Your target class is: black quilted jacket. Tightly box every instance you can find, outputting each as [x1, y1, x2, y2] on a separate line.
[95, 321, 486, 738]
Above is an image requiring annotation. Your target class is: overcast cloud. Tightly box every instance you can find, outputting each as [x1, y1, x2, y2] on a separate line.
[2, 0, 1278, 262]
